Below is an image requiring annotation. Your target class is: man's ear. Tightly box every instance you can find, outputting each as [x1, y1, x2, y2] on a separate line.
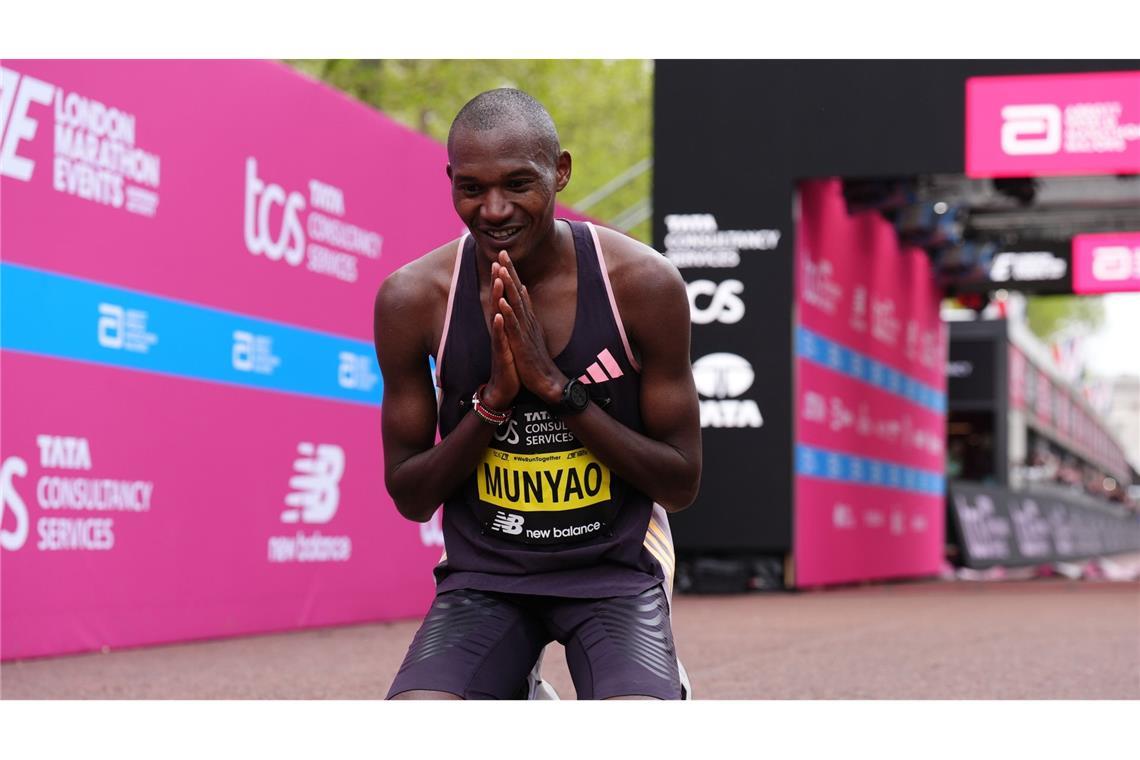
[446, 164, 453, 181]
[555, 151, 572, 192]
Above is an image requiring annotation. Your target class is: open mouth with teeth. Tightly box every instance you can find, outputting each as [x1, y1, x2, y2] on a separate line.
[483, 226, 523, 244]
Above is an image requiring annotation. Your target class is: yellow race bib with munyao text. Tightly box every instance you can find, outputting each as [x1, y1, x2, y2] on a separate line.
[471, 403, 621, 546]
[478, 447, 611, 511]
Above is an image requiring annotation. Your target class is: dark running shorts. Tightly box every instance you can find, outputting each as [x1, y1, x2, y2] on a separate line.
[386, 584, 681, 700]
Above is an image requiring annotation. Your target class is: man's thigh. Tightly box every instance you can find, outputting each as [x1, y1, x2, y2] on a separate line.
[548, 584, 682, 700]
[387, 588, 550, 700]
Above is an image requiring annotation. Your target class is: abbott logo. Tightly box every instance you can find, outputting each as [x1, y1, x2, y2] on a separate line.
[282, 442, 344, 524]
[1, 457, 30, 551]
[491, 511, 524, 535]
[1001, 104, 1061, 156]
[244, 157, 306, 266]
[338, 352, 380, 392]
[97, 303, 125, 349]
[691, 353, 763, 429]
[1090, 246, 1140, 282]
[686, 279, 745, 325]
[97, 303, 157, 353]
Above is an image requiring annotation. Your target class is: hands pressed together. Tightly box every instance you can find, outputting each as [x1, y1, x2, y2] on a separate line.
[482, 250, 567, 411]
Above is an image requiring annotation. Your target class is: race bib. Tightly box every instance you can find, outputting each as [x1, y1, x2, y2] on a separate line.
[472, 403, 618, 545]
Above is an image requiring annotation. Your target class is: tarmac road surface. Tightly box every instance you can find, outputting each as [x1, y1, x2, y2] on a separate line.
[2, 579, 1138, 699]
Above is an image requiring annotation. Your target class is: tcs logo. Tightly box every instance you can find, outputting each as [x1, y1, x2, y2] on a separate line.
[0, 456, 30, 551]
[686, 279, 745, 325]
[244, 157, 306, 265]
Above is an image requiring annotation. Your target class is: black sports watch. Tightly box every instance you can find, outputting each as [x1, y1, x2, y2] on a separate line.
[557, 378, 590, 415]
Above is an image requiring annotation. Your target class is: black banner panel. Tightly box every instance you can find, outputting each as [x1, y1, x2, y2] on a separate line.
[949, 481, 1140, 568]
[948, 334, 1000, 406]
[952, 241, 1074, 295]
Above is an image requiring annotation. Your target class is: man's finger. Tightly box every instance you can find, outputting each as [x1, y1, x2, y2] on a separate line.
[491, 311, 505, 352]
[497, 266, 524, 309]
[499, 297, 523, 336]
[498, 250, 527, 297]
[493, 313, 515, 364]
[492, 275, 504, 306]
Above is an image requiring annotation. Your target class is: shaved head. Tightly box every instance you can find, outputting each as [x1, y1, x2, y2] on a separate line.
[448, 88, 561, 162]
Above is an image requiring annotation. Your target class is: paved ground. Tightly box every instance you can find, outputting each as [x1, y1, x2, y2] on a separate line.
[3, 578, 1138, 699]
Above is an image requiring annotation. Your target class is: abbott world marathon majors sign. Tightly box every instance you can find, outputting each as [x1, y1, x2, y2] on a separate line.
[0, 60, 492, 660]
[793, 180, 947, 588]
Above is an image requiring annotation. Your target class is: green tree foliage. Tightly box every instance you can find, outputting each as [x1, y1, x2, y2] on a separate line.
[1025, 294, 1105, 341]
[286, 60, 653, 243]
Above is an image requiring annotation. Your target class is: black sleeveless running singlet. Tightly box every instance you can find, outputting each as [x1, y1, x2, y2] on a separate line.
[432, 220, 667, 598]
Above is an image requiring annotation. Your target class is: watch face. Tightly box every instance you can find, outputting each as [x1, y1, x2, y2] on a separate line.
[569, 382, 589, 409]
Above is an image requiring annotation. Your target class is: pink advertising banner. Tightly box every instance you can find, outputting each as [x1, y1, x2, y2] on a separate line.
[793, 179, 947, 588]
[0, 60, 460, 340]
[1, 351, 436, 658]
[0, 61, 584, 659]
[1072, 231, 1140, 294]
[966, 71, 1140, 178]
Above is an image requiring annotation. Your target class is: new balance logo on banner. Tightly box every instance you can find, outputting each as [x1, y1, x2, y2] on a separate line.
[577, 348, 624, 385]
[282, 442, 345, 524]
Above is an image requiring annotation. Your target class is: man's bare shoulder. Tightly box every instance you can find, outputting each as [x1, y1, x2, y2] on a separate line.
[375, 238, 462, 316]
[593, 224, 685, 304]
[374, 238, 464, 356]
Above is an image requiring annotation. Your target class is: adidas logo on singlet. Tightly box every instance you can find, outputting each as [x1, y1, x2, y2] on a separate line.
[577, 348, 624, 385]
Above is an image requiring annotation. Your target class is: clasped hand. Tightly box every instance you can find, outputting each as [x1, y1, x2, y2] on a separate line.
[482, 250, 565, 410]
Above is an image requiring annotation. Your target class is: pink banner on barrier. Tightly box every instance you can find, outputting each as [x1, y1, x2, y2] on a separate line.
[796, 185, 945, 389]
[794, 479, 944, 586]
[966, 71, 1140, 178]
[793, 179, 946, 588]
[797, 361, 944, 472]
[0, 351, 441, 659]
[1072, 231, 1140, 294]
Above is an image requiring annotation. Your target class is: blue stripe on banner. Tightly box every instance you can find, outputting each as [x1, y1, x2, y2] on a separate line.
[1, 262, 383, 407]
[795, 444, 946, 495]
[796, 325, 946, 413]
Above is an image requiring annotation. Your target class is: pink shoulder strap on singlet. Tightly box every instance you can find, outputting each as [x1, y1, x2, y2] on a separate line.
[585, 222, 641, 372]
[434, 234, 468, 394]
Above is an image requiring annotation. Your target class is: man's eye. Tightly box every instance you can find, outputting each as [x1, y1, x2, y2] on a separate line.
[507, 180, 531, 191]
[461, 184, 482, 194]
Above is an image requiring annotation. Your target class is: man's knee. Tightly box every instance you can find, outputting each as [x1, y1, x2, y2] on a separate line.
[390, 690, 463, 700]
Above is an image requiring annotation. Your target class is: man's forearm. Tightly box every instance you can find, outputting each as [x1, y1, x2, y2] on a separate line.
[387, 412, 499, 522]
[561, 404, 700, 512]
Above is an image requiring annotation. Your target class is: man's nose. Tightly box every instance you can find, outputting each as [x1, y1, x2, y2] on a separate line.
[480, 189, 512, 224]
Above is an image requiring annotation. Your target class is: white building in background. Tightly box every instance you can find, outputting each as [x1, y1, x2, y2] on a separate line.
[1105, 375, 1140, 475]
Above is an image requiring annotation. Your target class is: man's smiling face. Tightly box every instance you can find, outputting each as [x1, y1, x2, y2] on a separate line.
[447, 124, 570, 266]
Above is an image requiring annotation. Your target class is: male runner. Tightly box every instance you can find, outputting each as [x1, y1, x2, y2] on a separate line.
[374, 88, 700, 700]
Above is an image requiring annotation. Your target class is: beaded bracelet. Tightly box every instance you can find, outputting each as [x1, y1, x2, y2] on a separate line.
[471, 384, 512, 426]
